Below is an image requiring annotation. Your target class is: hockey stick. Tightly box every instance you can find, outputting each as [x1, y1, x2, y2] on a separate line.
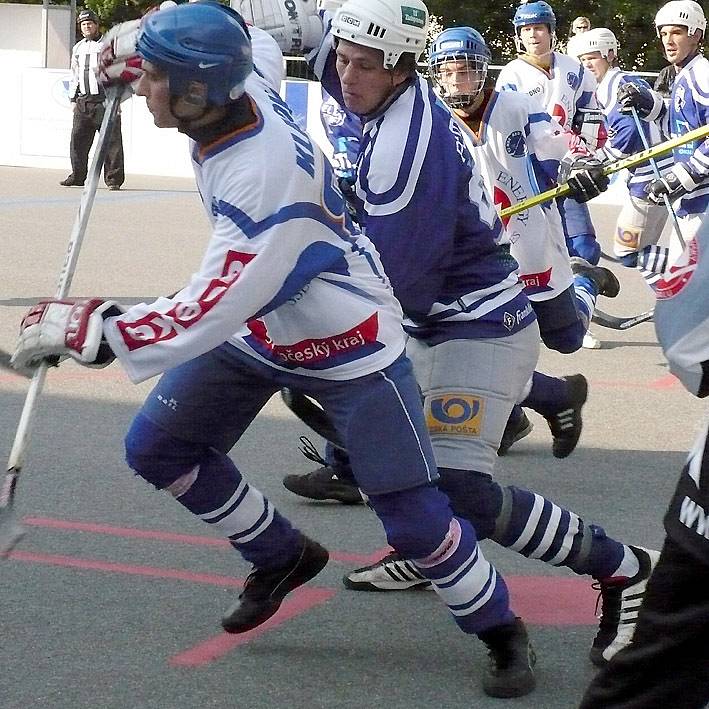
[630, 106, 686, 251]
[499, 123, 709, 219]
[591, 308, 654, 330]
[280, 389, 345, 450]
[0, 89, 121, 557]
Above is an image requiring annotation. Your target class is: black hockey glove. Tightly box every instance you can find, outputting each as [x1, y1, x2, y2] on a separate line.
[645, 164, 700, 205]
[616, 82, 661, 119]
[559, 156, 609, 203]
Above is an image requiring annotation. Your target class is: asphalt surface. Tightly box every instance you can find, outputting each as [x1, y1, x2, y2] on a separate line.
[1, 165, 706, 709]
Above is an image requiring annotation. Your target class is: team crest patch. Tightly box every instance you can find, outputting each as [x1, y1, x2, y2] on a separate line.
[426, 394, 484, 437]
[567, 72, 579, 90]
[401, 6, 426, 28]
[505, 131, 526, 157]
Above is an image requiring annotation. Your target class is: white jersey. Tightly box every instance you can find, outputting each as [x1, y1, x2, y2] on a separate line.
[595, 67, 673, 198]
[495, 52, 598, 131]
[456, 90, 578, 302]
[103, 53, 405, 384]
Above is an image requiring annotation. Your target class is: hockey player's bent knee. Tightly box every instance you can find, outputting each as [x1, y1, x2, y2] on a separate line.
[541, 320, 585, 354]
[437, 468, 503, 540]
[569, 234, 601, 265]
[367, 485, 458, 559]
[125, 413, 204, 492]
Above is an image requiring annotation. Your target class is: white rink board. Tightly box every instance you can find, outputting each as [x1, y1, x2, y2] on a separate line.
[1, 65, 627, 205]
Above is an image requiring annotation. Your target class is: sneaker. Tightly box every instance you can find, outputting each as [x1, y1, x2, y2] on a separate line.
[221, 535, 329, 634]
[343, 551, 433, 591]
[545, 373, 588, 459]
[571, 257, 621, 298]
[283, 437, 363, 505]
[589, 545, 661, 666]
[283, 466, 363, 504]
[60, 175, 84, 187]
[107, 184, 121, 191]
[582, 331, 602, 349]
[478, 617, 537, 698]
[498, 409, 533, 456]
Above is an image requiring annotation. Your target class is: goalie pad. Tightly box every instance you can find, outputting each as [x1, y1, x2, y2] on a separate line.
[571, 108, 608, 151]
[232, 0, 323, 53]
[12, 298, 124, 372]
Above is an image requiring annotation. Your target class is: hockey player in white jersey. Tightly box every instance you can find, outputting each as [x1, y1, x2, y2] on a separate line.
[428, 25, 621, 457]
[567, 27, 674, 292]
[238, 0, 659, 691]
[615, 0, 708, 270]
[11, 4, 531, 676]
[496, 0, 607, 348]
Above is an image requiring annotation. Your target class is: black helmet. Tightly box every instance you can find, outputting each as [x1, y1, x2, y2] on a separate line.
[77, 9, 99, 24]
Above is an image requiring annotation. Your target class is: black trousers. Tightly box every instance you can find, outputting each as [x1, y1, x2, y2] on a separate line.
[579, 424, 709, 709]
[69, 97, 124, 187]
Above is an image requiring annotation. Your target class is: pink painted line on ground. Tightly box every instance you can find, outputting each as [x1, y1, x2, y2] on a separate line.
[22, 516, 387, 565]
[169, 588, 336, 667]
[10, 549, 246, 587]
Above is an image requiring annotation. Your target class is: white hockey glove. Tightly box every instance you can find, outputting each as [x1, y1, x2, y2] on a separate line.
[11, 298, 124, 373]
[559, 155, 609, 203]
[233, 0, 323, 53]
[571, 108, 608, 151]
[645, 163, 701, 205]
[616, 82, 664, 121]
[98, 18, 145, 100]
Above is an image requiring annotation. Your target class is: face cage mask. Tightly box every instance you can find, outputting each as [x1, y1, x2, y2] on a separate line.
[430, 52, 489, 109]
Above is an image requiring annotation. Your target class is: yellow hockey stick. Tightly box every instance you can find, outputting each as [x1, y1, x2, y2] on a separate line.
[499, 123, 709, 219]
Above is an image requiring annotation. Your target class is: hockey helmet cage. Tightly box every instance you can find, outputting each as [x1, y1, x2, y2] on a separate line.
[136, 1, 253, 106]
[428, 27, 491, 108]
[332, 0, 429, 70]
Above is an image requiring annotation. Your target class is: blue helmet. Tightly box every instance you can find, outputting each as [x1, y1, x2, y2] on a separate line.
[136, 2, 253, 107]
[512, 1, 556, 52]
[428, 27, 491, 109]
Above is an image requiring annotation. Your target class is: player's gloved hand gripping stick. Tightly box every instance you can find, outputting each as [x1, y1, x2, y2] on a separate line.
[499, 124, 709, 220]
[0, 89, 122, 558]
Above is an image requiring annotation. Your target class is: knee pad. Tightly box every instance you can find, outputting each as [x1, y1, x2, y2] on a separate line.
[568, 234, 601, 265]
[367, 485, 453, 559]
[437, 468, 503, 540]
[619, 252, 639, 269]
[125, 413, 205, 490]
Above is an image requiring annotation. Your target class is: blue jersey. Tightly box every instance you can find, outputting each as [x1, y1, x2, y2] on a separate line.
[596, 68, 674, 199]
[307, 29, 534, 343]
[667, 54, 709, 219]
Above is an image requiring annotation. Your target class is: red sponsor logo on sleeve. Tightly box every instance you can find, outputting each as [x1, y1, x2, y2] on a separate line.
[117, 250, 257, 350]
[521, 267, 552, 290]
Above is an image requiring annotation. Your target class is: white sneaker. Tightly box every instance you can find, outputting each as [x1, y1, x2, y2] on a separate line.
[583, 331, 602, 349]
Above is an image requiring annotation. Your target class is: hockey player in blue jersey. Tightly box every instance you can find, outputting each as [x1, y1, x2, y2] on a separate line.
[11, 8, 545, 694]
[238, 0, 659, 693]
[615, 0, 708, 271]
[567, 27, 674, 293]
[496, 1, 608, 349]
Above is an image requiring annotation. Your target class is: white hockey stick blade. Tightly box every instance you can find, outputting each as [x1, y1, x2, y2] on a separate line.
[592, 309, 654, 330]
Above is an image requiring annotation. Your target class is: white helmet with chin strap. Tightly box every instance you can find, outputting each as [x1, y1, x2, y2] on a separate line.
[567, 27, 618, 59]
[331, 0, 429, 70]
[654, 0, 706, 39]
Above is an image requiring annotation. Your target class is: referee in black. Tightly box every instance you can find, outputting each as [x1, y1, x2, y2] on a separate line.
[61, 9, 124, 190]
